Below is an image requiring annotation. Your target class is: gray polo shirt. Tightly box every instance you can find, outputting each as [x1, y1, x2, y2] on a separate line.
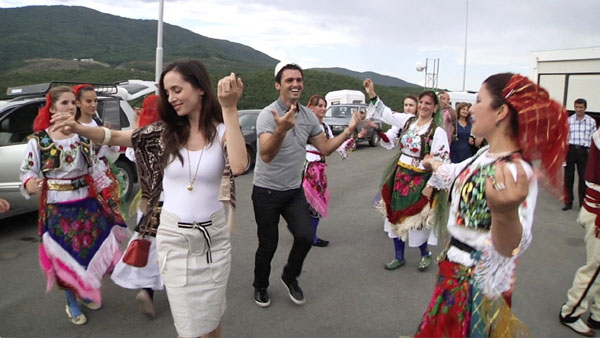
[253, 98, 323, 191]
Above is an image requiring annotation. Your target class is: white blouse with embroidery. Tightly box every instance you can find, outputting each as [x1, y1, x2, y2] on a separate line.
[367, 98, 450, 168]
[20, 132, 106, 204]
[427, 146, 538, 298]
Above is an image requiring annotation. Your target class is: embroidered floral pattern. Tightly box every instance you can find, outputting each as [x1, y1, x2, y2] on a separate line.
[45, 199, 114, 266]
[455, 163, 496, 230]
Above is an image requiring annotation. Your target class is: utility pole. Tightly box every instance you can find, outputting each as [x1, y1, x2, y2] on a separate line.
[462, 0, 469, 91]
[155, 0, 164, 93]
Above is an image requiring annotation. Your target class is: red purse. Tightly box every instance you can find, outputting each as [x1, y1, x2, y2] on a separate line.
[122, 238, 151, 267]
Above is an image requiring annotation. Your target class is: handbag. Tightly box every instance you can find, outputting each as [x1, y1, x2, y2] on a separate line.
[122, 237, 151, 267]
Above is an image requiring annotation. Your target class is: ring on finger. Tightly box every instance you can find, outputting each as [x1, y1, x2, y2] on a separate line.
[494, 182, 506, 190]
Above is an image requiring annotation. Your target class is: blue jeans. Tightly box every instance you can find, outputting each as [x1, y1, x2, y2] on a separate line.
[252, 186, 314, 288]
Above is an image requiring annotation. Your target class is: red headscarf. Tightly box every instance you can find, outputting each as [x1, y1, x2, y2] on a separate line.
[72, 83, 93, 99]
[33, 92, 53, 132]
[503, 74, 569, 194]
[139, 94, 161, 127]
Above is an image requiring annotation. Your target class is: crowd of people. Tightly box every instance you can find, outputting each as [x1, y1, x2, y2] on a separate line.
[8, 56, 598, 337]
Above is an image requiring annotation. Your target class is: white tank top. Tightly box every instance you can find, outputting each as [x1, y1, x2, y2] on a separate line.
[162, 124, 225, 222]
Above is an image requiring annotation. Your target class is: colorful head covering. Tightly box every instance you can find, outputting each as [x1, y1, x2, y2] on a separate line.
[139, 94, 160, 127]
[33, 92, 53, 132]
[503, 74, 569, 193]
[72, 83, 93, 99]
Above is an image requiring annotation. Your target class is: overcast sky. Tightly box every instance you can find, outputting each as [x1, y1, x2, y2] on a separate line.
[2, 0, 599, 91]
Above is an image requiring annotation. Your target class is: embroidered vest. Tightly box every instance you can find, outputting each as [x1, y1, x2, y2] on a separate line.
[28, 130, 94, 174]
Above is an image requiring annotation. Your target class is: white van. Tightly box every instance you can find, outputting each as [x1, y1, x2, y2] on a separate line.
[325, 90, 365, 107]
[448, 91, 477, 109]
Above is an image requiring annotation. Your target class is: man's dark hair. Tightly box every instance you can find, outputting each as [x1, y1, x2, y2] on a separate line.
[574, 98, 587, 108]
[275, 64, 304, 84]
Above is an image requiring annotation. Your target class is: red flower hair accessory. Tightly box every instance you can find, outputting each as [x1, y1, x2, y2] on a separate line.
[33, 92, 53, 132]
[503, 74, 569, 194]
[139, 94, 161, 127]
[72, 84, 93, 99]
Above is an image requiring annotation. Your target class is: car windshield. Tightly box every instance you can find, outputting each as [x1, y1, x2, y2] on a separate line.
[326, 105, 363, 118]
[239, 113, 258, 131]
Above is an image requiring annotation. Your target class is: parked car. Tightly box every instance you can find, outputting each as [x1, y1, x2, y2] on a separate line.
[323, 103, 381, 148]
[0, 80, 156, 220]
[238, 109, 260, 174]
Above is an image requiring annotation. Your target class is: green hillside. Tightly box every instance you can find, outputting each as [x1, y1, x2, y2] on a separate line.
[0, 5, 277, 74]
[311, 67, 419, 88]
[0, 5, 420, 111]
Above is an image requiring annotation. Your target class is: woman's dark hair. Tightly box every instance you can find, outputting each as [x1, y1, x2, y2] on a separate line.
[482, 72, 519, 137]
[158, 59, 223, 166]
[455, 102, 471, 125]
[74, 85, 95, 121]
[307, 94, 326, 107]
[418, 90, 439, 106]
[405, 94, 418, 105]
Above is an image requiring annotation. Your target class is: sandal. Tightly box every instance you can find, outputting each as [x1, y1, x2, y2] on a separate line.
[65, 303, 87, 325]
[384, 258, 405, 270]
[418, 252, 433, 271]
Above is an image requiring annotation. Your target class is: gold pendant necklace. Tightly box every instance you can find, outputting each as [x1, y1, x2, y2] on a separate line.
[187, 148, 204, 191]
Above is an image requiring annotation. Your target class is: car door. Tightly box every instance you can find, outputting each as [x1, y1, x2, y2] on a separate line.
[0, 100, 43, 218]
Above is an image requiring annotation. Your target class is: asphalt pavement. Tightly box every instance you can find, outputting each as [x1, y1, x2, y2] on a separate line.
[0, 145, 589, 338]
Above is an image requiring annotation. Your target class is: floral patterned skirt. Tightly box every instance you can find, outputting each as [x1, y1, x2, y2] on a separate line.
[302, 161, 330, 218]
[39, 197, 129, 305]
[378, 161, 434, 238]
[415, 260, 530, 338]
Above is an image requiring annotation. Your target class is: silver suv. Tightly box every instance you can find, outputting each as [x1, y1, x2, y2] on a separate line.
[0, 80, 156, 220]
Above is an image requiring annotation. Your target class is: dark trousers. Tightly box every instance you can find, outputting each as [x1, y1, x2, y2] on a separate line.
[564, 145, 589, 206]
[252, 185, 314, 288]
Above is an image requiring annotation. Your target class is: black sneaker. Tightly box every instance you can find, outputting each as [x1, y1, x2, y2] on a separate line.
[254, 288, 270, 308]
[588, 316, 600, 330]
[281, 277, 305, 305]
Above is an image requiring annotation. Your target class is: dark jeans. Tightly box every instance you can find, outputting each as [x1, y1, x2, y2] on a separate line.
[252, 185, 314, 289]
[564, 145, 589, 206]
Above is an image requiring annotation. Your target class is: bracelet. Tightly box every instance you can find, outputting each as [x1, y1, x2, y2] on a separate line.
[369, 95, 378, 102]
[101, 127, 112, 145]
[343, 128, 352, 139]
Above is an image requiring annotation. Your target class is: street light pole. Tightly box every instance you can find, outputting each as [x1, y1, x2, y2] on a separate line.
[462, 0, 468, 91]
[155, 0, 164, 93]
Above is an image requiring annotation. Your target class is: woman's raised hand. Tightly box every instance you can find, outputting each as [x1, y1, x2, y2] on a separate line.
[486, 160, 529, 214]
[50, 112, 78, 134]
[363, 78, 376, 98]
[218, 73, 244, 110]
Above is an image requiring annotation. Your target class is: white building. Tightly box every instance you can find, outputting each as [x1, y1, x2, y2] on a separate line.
[530, 47, 600, 113]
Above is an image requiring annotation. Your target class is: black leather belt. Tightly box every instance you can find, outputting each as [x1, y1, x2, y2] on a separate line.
[450, 237, 476, 254]
[177, 220, 213, 263]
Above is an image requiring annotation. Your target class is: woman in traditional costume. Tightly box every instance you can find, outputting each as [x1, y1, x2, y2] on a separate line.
[21, 86, 130, 325]
[111, 94, 164, 318]
[302, 94, 334, 247]
[51, 60, 248, 338]
[363, 78, 450, 271]
[415, 73, 569, 337]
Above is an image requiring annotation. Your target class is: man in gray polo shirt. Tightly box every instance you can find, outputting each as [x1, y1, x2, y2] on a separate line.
[252, 62, 360, 307]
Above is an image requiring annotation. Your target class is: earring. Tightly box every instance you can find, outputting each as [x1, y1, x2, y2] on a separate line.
[495, 121, 500, 127]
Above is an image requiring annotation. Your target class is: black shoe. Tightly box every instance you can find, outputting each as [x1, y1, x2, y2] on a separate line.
[281, 277, 305, 305]
[562, 205, 572, 211]
[313, 238, 330, 247]
[254, 288, 270, 308]
[559, 312, 595, 337]
[588, 316, 600, 330]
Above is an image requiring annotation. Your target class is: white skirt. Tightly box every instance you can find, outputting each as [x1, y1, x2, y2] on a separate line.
[383, 219, 438, 247]
[157, 208, 231, 338]
[111, 232, 164, 290]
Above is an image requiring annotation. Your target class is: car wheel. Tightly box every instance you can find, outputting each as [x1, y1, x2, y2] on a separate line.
[369, 131, 380, 147]
[114, 159, 134, 201]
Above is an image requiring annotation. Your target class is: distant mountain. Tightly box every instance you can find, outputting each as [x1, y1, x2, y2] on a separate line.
[0, 5, 278, 74]
[311, 67, 420, 88]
